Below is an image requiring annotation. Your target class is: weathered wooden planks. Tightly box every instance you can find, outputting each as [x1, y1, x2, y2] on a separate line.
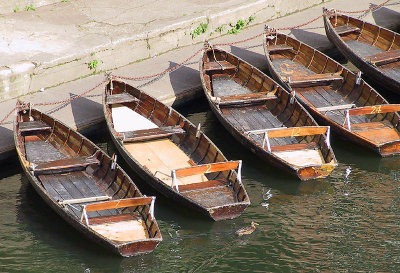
[32, 155, 100, 174]
[85, 197, 153, 212]
[288, 73, 343, 88]
[120, 126, 185, 142]
[267, 44, 294, 53]
[365, 49, 400, 66]
[106, 92, 139, 105]
[19, 121, 51, 134]
[174, 161, 240, 177]
[334, 25, 360, 35]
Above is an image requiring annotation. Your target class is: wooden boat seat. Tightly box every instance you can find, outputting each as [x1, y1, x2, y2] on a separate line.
[178, 179, 228, 193]
[316, 104, 355, 112]
[119, 126, 185, 143]
[124, 138, 209, 185]
[287, 73, 343, 88]
[31, 154, 100, 175]
[334, 25, 360, 35]
[204, 61, 236, 71]
[214, 92, 278, 107]
[365, 49, 400, 66]
[267, 44, 294, 53]
[107, 93, 139, 105]
[19, 121, 51, 134]
[270, 142, 318, 152]
[58, 195, 111, 205]
[172, 161, 241, 192]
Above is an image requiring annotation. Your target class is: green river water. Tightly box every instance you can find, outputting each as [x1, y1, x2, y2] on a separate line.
[1, 96, 400, 272]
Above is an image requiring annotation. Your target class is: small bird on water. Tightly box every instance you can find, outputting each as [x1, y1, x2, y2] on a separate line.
[236, 221, 259, 236]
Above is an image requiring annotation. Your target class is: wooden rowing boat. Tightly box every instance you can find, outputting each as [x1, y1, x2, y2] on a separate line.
[263, 29, 400, 156]
[323, 8, 400, 92]
[103, 80, 250, 221]
[14, 101, 162, 257]
[200, 46, 337, 180]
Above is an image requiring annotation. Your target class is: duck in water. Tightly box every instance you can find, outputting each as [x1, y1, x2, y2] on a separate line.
[236, 221, 259, 236]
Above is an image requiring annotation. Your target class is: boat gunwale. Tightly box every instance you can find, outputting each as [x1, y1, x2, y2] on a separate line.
[199, 46, 337, 180]
[103, 80, 250, 221]
[322, 8, 400, 92]
[263, 29, 400, 156]
[14, 102, 162, 257]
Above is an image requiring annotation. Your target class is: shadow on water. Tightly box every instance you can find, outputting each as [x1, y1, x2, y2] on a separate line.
[168, 61, 202, 105]
[230, 45, 267, 71]
[69, 92, 102, 129]
[370, 4, 400, 27]
[290, 27, 329, 49]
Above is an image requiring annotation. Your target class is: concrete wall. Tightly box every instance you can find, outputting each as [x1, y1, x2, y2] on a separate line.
[0, 0, 59, 13]
[0, 0, 324, 101]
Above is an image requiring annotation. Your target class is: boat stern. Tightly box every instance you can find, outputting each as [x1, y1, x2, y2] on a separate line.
[297, 163, 337, 180]
[378, 141, 400, 157]
[207, 202, 250, 221]
[117, 239, 162, 257]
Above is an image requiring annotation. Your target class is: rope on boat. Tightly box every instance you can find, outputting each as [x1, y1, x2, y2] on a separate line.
[0, 0, 393, 125]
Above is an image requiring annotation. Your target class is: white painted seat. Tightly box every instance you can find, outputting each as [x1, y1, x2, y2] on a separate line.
[111, 106, 158, 133]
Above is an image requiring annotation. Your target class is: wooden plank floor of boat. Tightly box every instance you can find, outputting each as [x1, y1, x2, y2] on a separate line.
[212, 77, 251, 97]
[273, 149, 324, 167]
[351, 121, 400, 144]
[25, 138, 67, 163]
[38, 171, 117, 218]
[271, 58, 315, 78]
[344, 39, 400, 79]
[345, 39, 384, 57]
[90, 215, 149, 242]
[124, 139, 208, 185]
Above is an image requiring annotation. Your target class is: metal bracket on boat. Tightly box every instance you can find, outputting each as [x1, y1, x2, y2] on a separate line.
[150, 196, 156, 219]
[345, 110, 351, 131]
[171, 170, 179, 192]
[30, 162, 36, 176]
[28, 103, 34, 121]
[211, 96, 221, 109]
[355, 71, 362, 86]
[111, 153, 117, 170]
[203, 40, 211, 49]
[264, 25, 276, 40]
[325, 126, 331, 148]
[81, 205, 90, 226]
[262, 131, 271, 152]
[237, 160, 243, 185]
[290, 90, 296, 104]
[196, 123, 202, 138]
[105, 72, 113, 93]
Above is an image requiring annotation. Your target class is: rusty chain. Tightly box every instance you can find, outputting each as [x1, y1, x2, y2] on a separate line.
[113, 48, 204, 81]
[0, 0, 393, 125]
[0, 107, 17, 125]
[336, 0, 391, 14]
[34, 80, 108, 106]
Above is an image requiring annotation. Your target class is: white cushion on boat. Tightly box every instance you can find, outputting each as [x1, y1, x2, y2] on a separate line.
[112, 106, 158, 133]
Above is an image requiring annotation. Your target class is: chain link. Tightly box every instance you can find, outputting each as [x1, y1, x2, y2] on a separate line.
[114, 48, 204, 81]
[35, 80, 108, 107]
[0, 0, 392, 125]
[0, 107, 17, 125]
[336, 0, 391, 14]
